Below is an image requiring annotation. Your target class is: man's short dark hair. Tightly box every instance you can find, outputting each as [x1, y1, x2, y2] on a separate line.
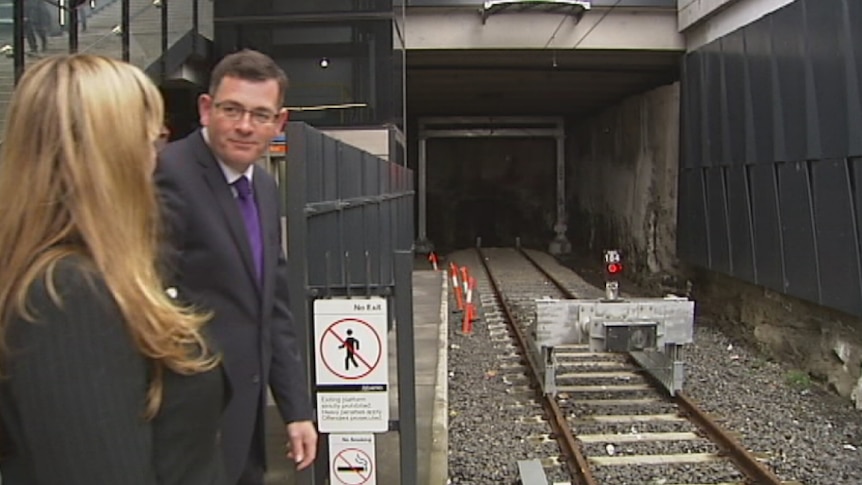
[209, 49, 289, 105]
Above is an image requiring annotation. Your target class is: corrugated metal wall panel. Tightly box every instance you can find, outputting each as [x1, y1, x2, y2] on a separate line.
[679, 0, 862, 317]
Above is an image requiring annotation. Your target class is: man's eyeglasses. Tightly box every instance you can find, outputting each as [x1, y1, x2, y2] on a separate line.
[213, 101, 280, 125]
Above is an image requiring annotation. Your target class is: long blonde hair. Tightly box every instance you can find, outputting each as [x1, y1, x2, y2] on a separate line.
[0, 54, 217, 418]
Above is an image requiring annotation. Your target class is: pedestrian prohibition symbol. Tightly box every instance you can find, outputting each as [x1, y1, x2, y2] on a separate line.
[320, 318, 382, 381]
[314, 298, 388, 386]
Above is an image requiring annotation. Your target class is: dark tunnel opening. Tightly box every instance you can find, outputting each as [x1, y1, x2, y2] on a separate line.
[425, 137, 557, 253]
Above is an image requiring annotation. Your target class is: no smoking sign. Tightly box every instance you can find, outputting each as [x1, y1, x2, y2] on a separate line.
[329, 434, 377, 485]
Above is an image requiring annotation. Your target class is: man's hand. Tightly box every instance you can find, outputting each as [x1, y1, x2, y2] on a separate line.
[286, 420, 318, 470]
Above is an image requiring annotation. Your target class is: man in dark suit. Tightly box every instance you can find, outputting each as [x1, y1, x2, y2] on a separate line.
[155, 49, 317, 485]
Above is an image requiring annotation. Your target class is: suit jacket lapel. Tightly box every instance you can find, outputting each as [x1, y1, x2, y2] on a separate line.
[253, 166, 277, 300]
[190, 131, 260, 291]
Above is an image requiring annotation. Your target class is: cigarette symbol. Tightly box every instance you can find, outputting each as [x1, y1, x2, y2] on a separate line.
[336, 453, 369, 473]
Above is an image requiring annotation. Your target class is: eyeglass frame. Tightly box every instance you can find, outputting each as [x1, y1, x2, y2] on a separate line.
[212, 101, 284, 125]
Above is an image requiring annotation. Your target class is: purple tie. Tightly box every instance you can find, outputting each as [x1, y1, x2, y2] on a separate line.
[233, 176, 263, 283]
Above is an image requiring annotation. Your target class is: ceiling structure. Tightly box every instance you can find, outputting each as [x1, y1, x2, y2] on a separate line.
[406, 48, 682, 117]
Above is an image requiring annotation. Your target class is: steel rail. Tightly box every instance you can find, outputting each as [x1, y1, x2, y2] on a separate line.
[517, 246, 576, 298]
[517, 246, 786, 485]
[675, 392, 785, 485]
[475, 247, 597, 485]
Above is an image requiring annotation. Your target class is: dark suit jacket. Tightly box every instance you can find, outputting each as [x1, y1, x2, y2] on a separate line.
[154, 130, 314, 482]
[0, 257, 227, 485]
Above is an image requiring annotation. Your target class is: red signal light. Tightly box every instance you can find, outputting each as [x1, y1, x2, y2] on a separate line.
[606, 263, 623, 275]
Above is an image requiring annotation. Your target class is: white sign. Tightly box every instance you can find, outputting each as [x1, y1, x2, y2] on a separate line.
[329, 434, 376, 485]
[314, 298, 389, 433]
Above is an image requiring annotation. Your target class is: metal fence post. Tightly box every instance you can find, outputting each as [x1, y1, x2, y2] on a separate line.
[284, 124, 324, 485]
[121, 0, 130, 61]
[394, 249, 417, 485]
[160, 0, 169, 80]
[13, 0, 24, 84]
[68, 6, 78, 52]
[286, 122, 414, 484]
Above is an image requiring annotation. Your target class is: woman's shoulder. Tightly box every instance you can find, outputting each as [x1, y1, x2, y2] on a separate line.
[23, 256, 106, 308]
[50, 254, 99, 282]
[4, 256, 142, 375]
[11, 256, 119, 337]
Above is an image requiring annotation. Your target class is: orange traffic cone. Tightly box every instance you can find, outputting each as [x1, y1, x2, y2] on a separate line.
[462, 275, 477, 334]
[428, 252, 439, 271]
[467, 277, 477, 323]
[460, 266, 470, 299]
[450, 263, 464, 312]
[461, 302, 473, 334]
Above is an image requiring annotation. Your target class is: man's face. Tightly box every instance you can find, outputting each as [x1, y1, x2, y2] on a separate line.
[198, 75, 286, 172]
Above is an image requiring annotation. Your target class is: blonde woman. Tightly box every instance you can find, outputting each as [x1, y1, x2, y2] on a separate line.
[0, 55, 228, 484]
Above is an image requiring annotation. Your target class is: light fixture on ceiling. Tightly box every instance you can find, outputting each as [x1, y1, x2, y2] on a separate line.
[319, 58, 330, 68]
[480, 0, 591, 25]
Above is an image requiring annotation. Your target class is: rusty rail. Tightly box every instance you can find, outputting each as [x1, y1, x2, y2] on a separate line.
[675, 392, 785, 485]
[475, 247, 597, 485]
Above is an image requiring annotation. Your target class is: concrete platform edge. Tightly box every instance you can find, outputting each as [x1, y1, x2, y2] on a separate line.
[428, 273, 449, 485]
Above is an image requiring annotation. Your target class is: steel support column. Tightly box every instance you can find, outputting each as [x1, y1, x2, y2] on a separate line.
[121, 0, 130, 61]
[395, 250, 418, 485]
[13, 0, 24, 83]
[415, 137, 433, 253]
[68, 4, 78, 53]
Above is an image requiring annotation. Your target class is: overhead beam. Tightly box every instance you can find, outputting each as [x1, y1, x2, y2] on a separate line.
[404, 7, 683, 51]
[407, 64, 678, 73]
[680, 0, 797, 51]
[407, 71, 674, 81]
[407, 48, 681, 67]
[408, 0, 675, 6]
[407, 101, 630, 116]
[677, 0, 741, 31]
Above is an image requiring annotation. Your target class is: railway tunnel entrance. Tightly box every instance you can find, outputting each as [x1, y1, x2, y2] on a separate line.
[426, 136, 557, 252]
[407, 48, 683, 264]
[420, 119, 563, 254]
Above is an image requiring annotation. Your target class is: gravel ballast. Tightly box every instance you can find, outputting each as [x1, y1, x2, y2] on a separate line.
[685, 319, 862, 485]
[447, 248, 862, 485]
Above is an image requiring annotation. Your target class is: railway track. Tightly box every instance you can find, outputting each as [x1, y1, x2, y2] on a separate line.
[468, 246, 799, 485]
